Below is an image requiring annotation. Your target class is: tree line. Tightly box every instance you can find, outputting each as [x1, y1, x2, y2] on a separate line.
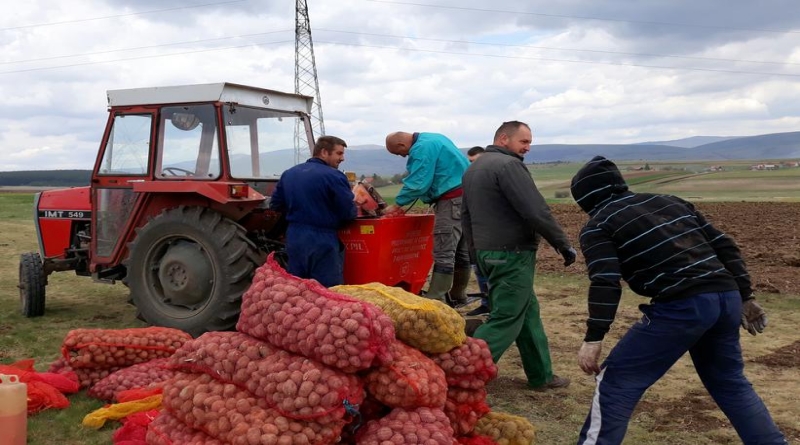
[0, 170, 91, 187]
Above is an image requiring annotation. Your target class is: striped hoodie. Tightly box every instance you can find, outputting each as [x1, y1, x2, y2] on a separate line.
[570, 156, 752, 342]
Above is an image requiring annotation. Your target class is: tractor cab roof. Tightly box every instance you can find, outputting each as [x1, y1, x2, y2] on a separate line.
[106, 82, 313, 114]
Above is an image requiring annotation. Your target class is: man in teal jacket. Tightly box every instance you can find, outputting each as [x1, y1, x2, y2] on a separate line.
[385, 131, 471, 306]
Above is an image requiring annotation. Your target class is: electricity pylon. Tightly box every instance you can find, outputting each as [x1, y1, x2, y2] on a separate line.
[294, 0, 325, 164]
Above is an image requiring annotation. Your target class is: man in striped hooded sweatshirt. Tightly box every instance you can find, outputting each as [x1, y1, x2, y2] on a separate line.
[571, 156, 786, 445]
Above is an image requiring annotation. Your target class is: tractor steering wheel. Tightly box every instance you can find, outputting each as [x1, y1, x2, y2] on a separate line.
[162, 167, 195, 177]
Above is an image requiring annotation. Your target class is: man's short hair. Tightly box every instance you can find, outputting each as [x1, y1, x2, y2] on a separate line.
[467, 146, 485, 156]
[313, 135, 347, 156]
[494, 121, 530, 142]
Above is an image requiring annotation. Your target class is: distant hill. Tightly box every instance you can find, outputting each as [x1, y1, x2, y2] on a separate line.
[523, 131, 800, 164]
[3, 132, 799, 184]
[634, 136, 737, 148]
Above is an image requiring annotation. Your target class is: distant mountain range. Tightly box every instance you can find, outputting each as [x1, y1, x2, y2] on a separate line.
[340, 131, 800, 176]
[3, 132, 799, 184]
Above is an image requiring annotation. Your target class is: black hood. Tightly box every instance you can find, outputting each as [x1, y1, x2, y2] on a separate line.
[570, 156, 629, 214]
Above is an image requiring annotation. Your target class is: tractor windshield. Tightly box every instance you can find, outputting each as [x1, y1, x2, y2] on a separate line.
[223, 106, 309, 179]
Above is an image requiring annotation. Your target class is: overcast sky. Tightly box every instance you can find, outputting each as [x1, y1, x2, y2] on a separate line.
[2, 0, 800, 171]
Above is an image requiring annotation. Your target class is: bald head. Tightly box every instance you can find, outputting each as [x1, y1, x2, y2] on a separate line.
[385, 131, 414, 157]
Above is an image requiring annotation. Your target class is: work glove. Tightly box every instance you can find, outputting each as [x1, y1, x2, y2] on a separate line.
[578, 341, 603, 375]
[559, 246, 577, 267]
[741, 299, 767, 336]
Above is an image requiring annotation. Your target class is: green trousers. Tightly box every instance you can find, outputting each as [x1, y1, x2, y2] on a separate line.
[473, 250, 553, 387]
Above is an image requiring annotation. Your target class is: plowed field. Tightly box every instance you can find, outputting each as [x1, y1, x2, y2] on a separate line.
[537, 202, 800, 296]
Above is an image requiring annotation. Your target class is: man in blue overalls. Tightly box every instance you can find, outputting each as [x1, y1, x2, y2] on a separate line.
[270, 136, 357, 287]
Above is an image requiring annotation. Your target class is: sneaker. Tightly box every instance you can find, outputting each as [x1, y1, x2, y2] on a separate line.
[531, 375, 571, 391]
[465, 305, 490, 316]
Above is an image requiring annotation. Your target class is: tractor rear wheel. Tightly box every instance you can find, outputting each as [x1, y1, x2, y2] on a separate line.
[19, 252, 46, 317]
[126, 206, 264, 337]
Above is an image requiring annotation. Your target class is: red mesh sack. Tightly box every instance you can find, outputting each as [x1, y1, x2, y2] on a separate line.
[112, 409, 159, 445]
[0, 360, 77, 414]
[1, 359, 79, 394]
[117, 386, 164, 403]
[236, 253, 395, 373]
[428, 337, 497, 389]
[363, 339, 447, 409]
[168, 331, 363, 423]
[356, 407, 455, 445]
[162, 371, 344, 445]
[88, 358, 174, 401]
[146, 411, 225, 445]
[48, 357, 121, 389]
[456, 435, 499, 445]
[444, 388, 491, 436]
[61, 327, 191, 369]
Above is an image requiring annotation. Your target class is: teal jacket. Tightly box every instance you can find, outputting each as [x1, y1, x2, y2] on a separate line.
[396, 133, 469, 206]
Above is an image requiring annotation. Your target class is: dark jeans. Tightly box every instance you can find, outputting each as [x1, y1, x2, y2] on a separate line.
[285, 225, 344, 287]
[578, 291, 786, 445]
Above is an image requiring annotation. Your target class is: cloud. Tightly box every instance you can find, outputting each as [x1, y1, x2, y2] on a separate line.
[1, 0, 800, 170]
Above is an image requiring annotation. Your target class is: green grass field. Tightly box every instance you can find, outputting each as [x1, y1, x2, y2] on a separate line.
[1, 188, 799, 444]
[376, 160, 800, 203]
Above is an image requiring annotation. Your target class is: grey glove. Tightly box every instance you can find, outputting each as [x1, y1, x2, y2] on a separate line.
[560, 246, 577, 267]
[741, 299, 767, 336]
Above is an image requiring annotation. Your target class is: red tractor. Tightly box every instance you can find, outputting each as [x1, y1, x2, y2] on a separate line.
[19, 83, 435, 336]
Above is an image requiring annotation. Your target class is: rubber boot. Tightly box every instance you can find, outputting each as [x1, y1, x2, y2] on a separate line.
[426, 271, 454, 303]
[448, 267, 471, 307]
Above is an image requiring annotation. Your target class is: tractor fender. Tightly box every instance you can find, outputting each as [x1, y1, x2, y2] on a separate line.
[132, 181, 265, 206]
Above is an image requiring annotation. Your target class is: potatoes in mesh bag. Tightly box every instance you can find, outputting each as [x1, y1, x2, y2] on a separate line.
[331, 283, 465, 353]
[474, 411, 536, 445]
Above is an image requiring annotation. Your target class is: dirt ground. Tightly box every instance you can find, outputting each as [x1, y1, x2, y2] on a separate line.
[537, 202, 800, 297]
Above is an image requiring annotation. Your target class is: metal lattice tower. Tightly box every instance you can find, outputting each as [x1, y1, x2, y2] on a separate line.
[294, 0, 325, 165]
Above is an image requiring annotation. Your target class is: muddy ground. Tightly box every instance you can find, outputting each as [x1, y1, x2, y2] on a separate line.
[537, 202, 800, 297]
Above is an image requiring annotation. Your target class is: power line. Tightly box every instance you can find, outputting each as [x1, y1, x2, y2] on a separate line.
[315, 39, 800, 78]
[317, 28, 800, 67]
[1, 0, 247, 31]
[0, 40, 292, 75]
[2, 31, 798, 78]
[366, 0, 800, 35]
[3, 37, 797, 78]
[0, 30, 292, 66]
[5, 26, 796, 71]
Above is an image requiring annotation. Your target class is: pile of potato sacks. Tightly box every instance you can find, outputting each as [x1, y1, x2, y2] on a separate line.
[49, 327, 190, 395]
[146, 253, 536, 445]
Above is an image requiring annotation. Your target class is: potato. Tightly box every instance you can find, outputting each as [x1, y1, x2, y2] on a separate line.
[332, 283, 466, 353]
[363, 340, 447, 409]
[428, 338, 498, 390]
[236, 254, 395, 373]
[62, 327, 191, 369]
[356, 407, 455, 445]
[473, 411, 536, 445]
[87, 358, 174, 401]
[162, 372, 342, 445]
[168, 331, 363, 424]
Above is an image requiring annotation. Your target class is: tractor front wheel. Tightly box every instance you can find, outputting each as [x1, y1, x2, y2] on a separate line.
[126, 206, 264, 337]
[19, 252, 46, 317]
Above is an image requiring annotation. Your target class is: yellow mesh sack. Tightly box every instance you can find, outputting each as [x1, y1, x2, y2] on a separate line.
[474, 411, 536, 445]
[331, 283, 466, 353]
[81, 394, 162, 429]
